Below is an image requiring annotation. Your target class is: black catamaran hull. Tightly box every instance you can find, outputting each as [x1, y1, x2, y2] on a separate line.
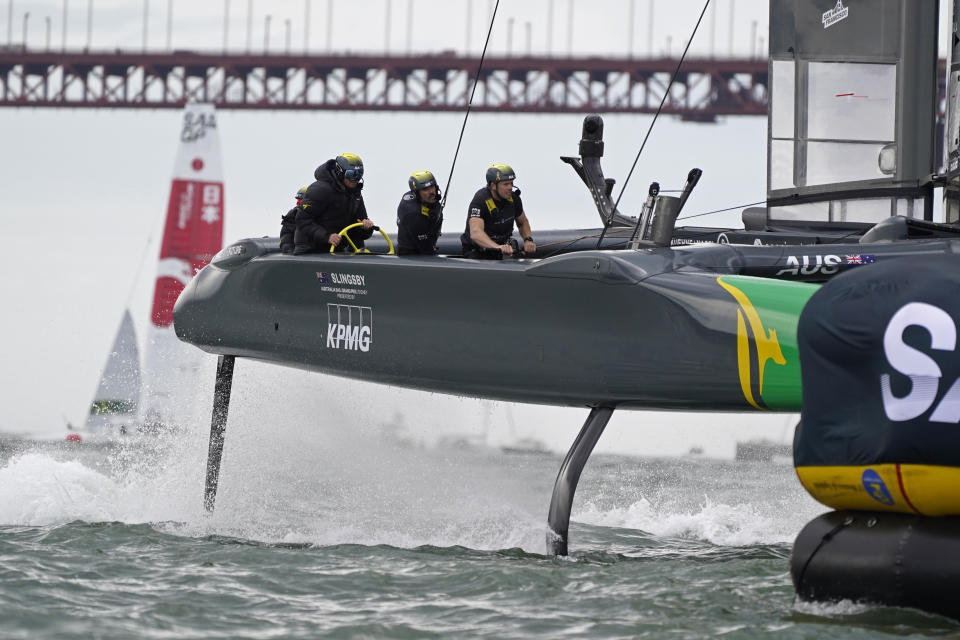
[176, 245, 779, 411]
[176, 235, 960, 412]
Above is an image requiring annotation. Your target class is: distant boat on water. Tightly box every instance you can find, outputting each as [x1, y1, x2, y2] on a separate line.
[734, 439, 792, 463]
[83, 309, 140, 436]
[78, 103, 224, 439]
[501, 437, 551, 455]
[498, 403, 549, 454]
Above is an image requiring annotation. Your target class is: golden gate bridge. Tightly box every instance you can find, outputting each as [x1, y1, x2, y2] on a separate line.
[0, 49, 776, 120]
[0, 0, 946, 121]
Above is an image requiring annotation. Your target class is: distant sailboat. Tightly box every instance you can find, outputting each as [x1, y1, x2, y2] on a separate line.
[77, 103, 224, 438]
[84, 309, 140, 435]
[140, 102, 225, 431]
[733, 440, 792, 463]
[734, 415, 796, 463]
[499, 403, 549, 454]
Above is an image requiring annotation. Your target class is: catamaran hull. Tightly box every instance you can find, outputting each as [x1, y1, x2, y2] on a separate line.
[174, 242, 818, 411]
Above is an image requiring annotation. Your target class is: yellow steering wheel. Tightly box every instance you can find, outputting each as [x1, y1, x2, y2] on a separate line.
[329, 222, 395, 255]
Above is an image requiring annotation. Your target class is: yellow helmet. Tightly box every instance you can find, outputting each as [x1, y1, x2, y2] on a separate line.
[408, 170, 437, 192]
[486, 163, 516, 185]
[334, 153, 364, 181]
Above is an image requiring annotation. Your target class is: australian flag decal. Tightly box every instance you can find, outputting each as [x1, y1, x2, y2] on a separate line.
[316, 272, 329, 283]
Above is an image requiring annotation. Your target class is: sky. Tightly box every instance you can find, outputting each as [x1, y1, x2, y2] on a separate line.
[7, 0, 771, 59]
[0, 0, 951, 457]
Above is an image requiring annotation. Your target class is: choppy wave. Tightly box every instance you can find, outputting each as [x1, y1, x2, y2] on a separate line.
[577, 496, 817, 546]
[1, 435, 957, 638]
[0, 431, 823, 559]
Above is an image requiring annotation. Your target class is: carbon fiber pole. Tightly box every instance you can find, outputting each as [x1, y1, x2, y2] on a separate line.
[203, 354, 235, 512]
[546, 406, 613, 555]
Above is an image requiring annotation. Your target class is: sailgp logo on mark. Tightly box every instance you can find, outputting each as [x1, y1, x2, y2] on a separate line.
[717, 277, 787, 410]
[181, 110, 217, 142]
[326, 304, 373, 352]
[822, 0, 848, 29]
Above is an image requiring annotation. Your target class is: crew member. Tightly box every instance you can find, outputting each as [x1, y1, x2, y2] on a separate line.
[396, 170, 443, 255]
[280, 185, 307, 254]
[460, 163, 536, 259]
[294, 153, 375, 254]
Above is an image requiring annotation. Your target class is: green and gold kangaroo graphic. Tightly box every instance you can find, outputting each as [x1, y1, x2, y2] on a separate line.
[716, 276, 817, 411]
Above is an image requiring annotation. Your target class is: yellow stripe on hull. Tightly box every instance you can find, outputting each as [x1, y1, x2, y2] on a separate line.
[796, 464, 960, 516]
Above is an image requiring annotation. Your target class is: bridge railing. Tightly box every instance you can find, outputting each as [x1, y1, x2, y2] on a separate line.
[0, 50, 771, 119]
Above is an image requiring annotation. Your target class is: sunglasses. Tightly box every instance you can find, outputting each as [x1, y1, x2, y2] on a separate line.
[343, 167, 364, 181]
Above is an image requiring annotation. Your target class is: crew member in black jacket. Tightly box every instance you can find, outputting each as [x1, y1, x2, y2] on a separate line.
[279, 185, 307, 254]
[396, 170, 443, 255]
[294, 153, 375, 254]
[460, 163, 536, 259]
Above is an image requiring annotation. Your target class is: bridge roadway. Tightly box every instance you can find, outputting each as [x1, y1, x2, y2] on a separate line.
[0, 49, 773, 120]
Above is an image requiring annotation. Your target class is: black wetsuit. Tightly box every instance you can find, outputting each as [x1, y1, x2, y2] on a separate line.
[460, 186, 524, 258]
[279, 206, 297, 254]
[396, 190, 443, 255]
[294, 159, 372, 254]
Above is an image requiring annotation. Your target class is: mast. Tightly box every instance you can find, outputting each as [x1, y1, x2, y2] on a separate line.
[946, 0, 960, 221]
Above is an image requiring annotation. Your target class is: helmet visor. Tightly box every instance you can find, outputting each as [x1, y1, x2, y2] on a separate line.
[343, 166, 364, 181]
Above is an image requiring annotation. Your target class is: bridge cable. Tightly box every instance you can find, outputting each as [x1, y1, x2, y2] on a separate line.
[440, 0, 500, 212]
[595, 0, 712, 248]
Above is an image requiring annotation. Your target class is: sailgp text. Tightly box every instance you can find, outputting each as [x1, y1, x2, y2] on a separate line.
[881, 301, 960, 422]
